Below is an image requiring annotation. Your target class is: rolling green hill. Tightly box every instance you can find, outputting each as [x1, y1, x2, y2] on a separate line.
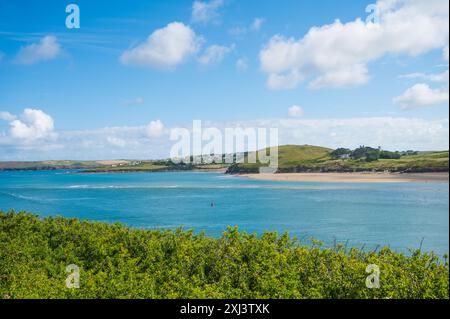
[0, 158, 229, 173]
[226, 145, 449, 174]
[1, 145, 448, 174]
[0, 160, 105, 171]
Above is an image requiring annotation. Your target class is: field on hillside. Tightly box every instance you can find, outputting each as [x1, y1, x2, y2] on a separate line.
[0, 160, 105, 170]
[1, 145, 448, 174]
[227, 145, 449, 174]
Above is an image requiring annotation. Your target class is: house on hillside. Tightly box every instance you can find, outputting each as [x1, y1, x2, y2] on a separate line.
[338, 153, 351, 159]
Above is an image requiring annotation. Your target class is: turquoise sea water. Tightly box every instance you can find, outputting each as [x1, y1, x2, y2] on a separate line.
[0, 171, 448, 255]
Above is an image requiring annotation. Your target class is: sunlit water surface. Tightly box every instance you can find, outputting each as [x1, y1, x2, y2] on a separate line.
[0, 171, 448, 255]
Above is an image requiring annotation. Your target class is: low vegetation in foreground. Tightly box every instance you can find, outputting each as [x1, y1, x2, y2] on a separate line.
[0, 212, 448, 299]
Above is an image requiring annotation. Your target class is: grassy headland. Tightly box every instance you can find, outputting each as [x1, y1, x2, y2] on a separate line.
[0, 160, 108, 171]
[0, 211, 448, 299]
[1, 145, 448, 174]
[226, 145, 449, 174]
[0, 159, 228, 173]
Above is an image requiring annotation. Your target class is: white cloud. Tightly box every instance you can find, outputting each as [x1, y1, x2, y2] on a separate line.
[288, 105, 304, 118]
[230, 17, 266, 36]
[124, 97, 145, 106]
[260, 0, 449, 90]
[225, 117, 449, 151]
[198, 44, 234, 65]
[107, 136, 127, 148]
[399, 70, 449, 83]
[267, 70, 302, 90]
[191, 0, 224, 24]
[0, 111, 169, 160]
[0, 111, 16, 122]
[4, 109, 56, 142]
[14, 36, 61, 65]
[444, 45, 449, 62]
[55, 126, 165, 159]
[236, 57, 248, 71]
[120, 22, 201, 69]
[251, 18, 265, 31]
[147, 120, 165, 137]
[1, 114, 448, 160]
[309, 64, 369, 89]
[394, 83, 449, 109]
[229, 27, 247, 37]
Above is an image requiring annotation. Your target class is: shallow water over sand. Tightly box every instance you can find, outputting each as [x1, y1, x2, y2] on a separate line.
[0, 171, 448, 255]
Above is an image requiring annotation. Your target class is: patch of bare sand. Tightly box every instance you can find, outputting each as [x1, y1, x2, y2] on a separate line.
[95, 160, 130, 165]
[240, 172, 449, 183]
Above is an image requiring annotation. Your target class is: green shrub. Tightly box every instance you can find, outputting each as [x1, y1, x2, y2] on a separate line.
[0, 211, 448, 299]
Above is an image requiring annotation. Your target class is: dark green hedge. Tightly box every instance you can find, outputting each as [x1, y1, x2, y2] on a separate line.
[0, 211, 448, 299]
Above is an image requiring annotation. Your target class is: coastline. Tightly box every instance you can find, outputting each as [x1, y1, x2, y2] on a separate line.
[77, 168, 229, 174]
[239, 172, 450, 183]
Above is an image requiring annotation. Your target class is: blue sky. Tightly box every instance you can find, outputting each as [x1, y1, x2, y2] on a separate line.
[0, 0, 448, 160]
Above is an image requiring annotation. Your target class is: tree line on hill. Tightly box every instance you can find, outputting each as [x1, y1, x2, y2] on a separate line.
[331, 146, 418, 162]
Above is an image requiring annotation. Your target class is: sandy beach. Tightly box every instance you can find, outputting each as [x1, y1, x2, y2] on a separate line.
[240, 172, 449, 183]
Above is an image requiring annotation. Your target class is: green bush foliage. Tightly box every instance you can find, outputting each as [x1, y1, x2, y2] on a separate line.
[0, 211, 448, 299]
